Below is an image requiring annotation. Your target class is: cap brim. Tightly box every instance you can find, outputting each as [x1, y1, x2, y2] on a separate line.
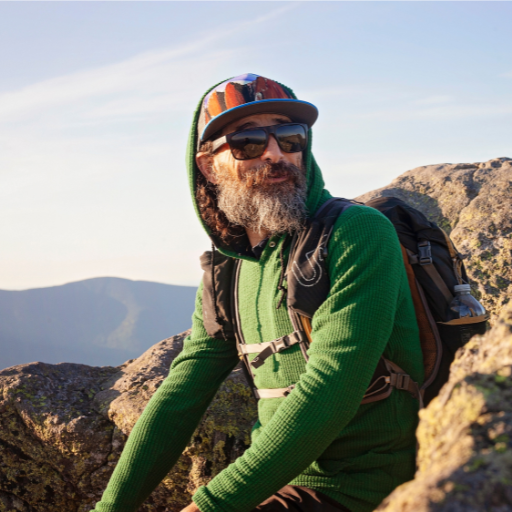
[200, 98, 319, 144]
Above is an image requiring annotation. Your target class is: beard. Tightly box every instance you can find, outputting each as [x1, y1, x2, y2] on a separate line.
[214, 160, 307, 237]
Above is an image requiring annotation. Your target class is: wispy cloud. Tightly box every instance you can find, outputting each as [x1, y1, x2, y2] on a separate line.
[0, 50, 226, 122]
[0, 3, 298, 123]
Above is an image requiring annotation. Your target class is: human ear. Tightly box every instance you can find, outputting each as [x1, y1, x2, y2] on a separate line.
[195, 152, 218, 184]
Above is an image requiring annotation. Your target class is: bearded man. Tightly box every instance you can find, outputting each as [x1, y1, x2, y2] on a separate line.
[92, 74, 423, 512]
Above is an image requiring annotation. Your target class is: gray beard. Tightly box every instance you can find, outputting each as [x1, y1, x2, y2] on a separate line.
[215, 161, 307, 236]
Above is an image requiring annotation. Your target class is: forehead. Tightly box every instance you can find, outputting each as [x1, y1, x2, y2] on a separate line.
[220, 113, 292, 136]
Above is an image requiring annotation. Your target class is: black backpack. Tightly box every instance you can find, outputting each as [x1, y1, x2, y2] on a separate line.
[201, 197, 488, 407]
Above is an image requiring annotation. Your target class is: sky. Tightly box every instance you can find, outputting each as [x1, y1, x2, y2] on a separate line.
[0, 1, 511, 290]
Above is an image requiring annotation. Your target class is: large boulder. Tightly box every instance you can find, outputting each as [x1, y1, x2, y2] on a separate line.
[0, 332, 257, 511]
[356, 156, 512, 511]
[356, 157, 512, 321]
[376, 303, 512, 511]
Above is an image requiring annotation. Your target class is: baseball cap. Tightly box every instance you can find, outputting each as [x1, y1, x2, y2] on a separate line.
[197, 73, 318, 149]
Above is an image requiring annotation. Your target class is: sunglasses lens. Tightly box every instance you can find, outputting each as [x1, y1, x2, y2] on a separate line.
[276, 124, 307, 153]
[229, 129, 267, 160]
[226, 124, 308, 160]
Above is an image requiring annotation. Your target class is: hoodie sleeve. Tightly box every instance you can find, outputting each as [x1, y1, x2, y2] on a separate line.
[91, 282, 239, 512]
[192, 206, 417, 512]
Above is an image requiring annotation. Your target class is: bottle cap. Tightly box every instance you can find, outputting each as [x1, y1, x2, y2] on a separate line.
[454, 284, 471, 293]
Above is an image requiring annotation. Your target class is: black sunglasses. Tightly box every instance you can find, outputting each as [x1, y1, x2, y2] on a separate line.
[210, 123, 309, 161]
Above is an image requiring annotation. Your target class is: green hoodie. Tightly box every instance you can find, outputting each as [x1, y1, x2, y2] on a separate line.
[92, 82, 423, 512]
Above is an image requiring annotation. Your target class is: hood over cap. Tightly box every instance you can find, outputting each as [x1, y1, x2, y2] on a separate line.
[186, 73, 332, 260]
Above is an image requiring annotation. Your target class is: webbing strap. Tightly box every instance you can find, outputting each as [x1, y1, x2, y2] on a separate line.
[240, 331, 306, 369]
[238, 341, 277, 355]
[255, 359, 423, 408]
[439, 228, 464, 286]
[407, 248, 453, 303]
[254, 385, 295, 399]
[385, 359, 424, 409]
[422, 264, 453, 303]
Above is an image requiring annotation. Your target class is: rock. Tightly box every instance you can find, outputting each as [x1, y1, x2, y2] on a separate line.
[356, 157, 512, 320]
[375, 303, 512, 512]
[0, 332, 257, 511]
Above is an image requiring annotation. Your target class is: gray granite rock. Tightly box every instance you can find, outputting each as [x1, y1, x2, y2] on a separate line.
[375, 304, 512, 511]
[0, 332, 257, 511]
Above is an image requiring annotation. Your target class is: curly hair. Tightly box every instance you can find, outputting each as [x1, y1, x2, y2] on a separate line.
[195, 141, 246, 245]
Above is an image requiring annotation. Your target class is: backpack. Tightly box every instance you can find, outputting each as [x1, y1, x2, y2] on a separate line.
[200, 196, 488, 408]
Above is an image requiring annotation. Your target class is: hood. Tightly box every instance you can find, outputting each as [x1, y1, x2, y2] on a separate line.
[186, 77, 331, 260]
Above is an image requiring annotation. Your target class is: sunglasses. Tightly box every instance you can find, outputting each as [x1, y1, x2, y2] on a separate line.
[210, 123, 308, 161]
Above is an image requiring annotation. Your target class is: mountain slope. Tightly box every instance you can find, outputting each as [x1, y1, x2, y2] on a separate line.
[0, 277, 197, 369]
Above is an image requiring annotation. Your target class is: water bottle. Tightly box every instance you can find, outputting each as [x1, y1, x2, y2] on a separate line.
[448, 284, 486, 322]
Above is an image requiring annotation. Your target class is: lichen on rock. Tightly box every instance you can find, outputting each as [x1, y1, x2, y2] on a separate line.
[0, 332, 257, 512]
[375, 304, 512, 511]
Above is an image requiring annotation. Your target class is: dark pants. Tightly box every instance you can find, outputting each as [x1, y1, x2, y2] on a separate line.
[252, 486, 351, 512]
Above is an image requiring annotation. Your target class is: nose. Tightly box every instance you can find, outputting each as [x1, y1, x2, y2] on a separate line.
[260, 134, 284, 163]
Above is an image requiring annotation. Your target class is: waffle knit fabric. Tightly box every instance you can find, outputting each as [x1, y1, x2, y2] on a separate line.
[91, 79, 424, 512]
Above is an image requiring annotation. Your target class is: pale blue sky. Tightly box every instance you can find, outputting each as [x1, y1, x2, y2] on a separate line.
[1, 1, 511, 290]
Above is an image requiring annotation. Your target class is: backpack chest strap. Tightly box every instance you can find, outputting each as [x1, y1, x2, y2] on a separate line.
[238, 330, 307, 369]
[254, 385, 295, 399]
[253, 357, 423, 407]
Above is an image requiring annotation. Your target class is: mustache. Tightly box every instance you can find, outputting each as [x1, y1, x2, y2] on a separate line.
[240, 161, 304, 188]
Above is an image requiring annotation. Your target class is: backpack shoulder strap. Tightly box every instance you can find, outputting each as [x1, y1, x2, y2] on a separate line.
[200, 248, 236, 340]
[313, 197, 357, 219]
[400, 244, 443, 390]
[286, 198, 357, 318]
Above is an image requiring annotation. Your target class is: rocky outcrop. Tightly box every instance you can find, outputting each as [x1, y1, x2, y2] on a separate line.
[0, 157, 510, 511]
[356, 157, 512, 510]
[0, 332, 257, 511]
[356, 157, 512, 321]
[376, 303, 512, 512]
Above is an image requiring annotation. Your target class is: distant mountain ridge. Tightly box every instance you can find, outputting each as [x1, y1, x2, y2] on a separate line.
[0, 277, 197, 369]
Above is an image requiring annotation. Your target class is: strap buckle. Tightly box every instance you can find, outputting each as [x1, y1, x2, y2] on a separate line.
[283, 385, 295, 397]
[250, 331, 306, 369]
[274, 334, 292, 352]
[391, 372, 411, 391]
[417, 240, 433, 265]
[274, 331, 306, 351]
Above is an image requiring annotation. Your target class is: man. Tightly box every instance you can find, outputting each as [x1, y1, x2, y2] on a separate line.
[92, 73, 423, 512]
